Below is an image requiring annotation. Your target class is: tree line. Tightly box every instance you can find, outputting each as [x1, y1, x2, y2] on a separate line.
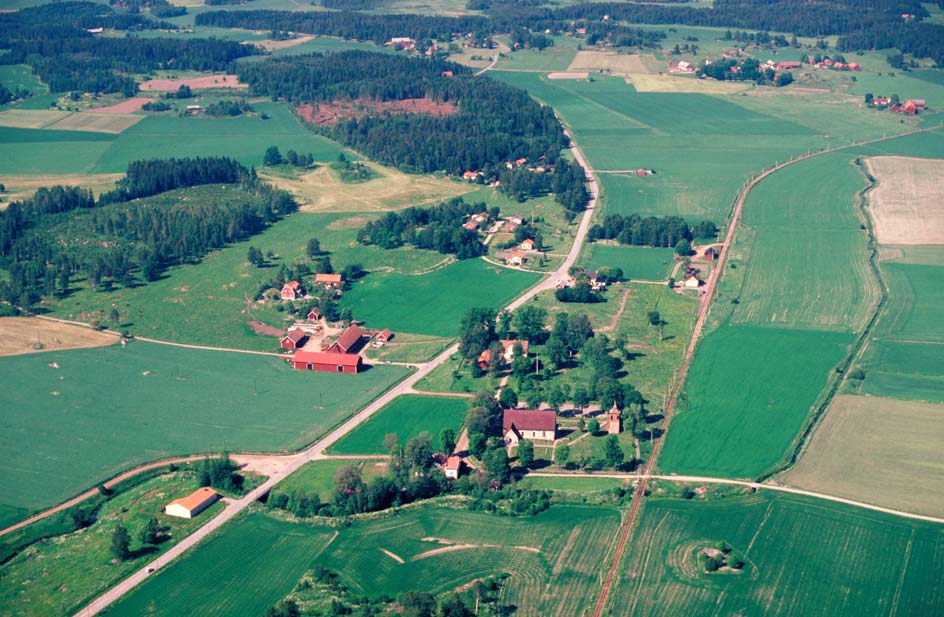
[0, 158, 295, 309]
[357, 198, 489, 259]
[98, 156, 248, 204]
[588, 213, 717, 248]
[497, 158, 589, 220]
[0, 2, 258, 95]
[697, 58, 794, 87]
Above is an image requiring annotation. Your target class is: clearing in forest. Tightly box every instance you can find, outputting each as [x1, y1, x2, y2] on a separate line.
[782, 394, 944, 518]
[138, 74, 246, 92]
[262, 162, 473, 212]
[864, 156, 944, 245]
[0, 317, 118, 356]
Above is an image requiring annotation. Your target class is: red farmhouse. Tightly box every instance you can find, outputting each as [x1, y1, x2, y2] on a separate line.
[292, 350, 362, 374]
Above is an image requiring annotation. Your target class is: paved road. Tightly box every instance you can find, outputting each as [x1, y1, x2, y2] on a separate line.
[527, 472, 944, 524]
[75, 115, 602, 617]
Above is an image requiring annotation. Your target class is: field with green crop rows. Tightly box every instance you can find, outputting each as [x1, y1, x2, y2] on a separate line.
[855, 339, 944, 402]
[729, 152, 878, 332]
[341, 258, 541, 337]
[0, 342, 407, 516]
[659, 325, 853, 478]
[583, 244, 675, 281]
[606, 492, 944, 616]
[106, 504, 621, 617]
[48, 191, 456, 350]
[329, 394, 467, 454]
[782, 395, 944, 518]
[0, 470, 222, 617]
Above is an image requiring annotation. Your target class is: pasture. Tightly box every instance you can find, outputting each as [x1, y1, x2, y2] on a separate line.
[0, 471, 223, 617]
[263, 161, 473, 213]
[329, 394, 468, 455]
[48, 191, 457, 350]
[729, 152, 879, 332]
[659, 325, 854, 478]
[0, 341, 407, 515]
[607, 492, 944, 616]
[275, 459, 387, 500]
[782, 394, 944, 518]
[865, 156, 944, 245]
[582, 244, 675, 281]
[0, 317, 118, 356]
[363, 332, 452, 364]
[106, 504, 621, 617]
[341, 258, 541, 337]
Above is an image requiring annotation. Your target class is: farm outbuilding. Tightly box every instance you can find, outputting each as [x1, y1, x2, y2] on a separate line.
[165, 487, 220, 519]
[444, 456, 464, 479]
[315, 273, 343, 288]
[280, 328, 308, 350]
[327, 325, 366, 354]
[374, 329, 394, 346]
[503, 409, 557, 444]
[292, 350, 363, 373]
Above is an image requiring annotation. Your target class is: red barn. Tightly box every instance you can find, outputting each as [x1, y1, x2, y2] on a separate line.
[292, 350, 362, 373]
[327, 324, 365, 354]
[280, 329, 308, 350]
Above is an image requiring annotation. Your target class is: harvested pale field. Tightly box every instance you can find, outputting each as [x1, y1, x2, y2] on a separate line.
[248, 35, 315, 51]
[0, 173, 123, 206]
[568, 51, 659, 75]
[0, 109, 71, 129]
[91, 97, 149, 114]
[782, 394, 944, 518]
[626, 73, 750, 94]
[547, 72, 588, 80]
[0, 317, 118, 356]
[45, 112, 142, 134]
[864, 156, 944, 245]
[139, 74, 246, 92]
[262, 162, 473, 213]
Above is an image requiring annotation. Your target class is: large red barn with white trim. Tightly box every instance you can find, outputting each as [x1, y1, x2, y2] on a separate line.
[292, 350, 363, 373]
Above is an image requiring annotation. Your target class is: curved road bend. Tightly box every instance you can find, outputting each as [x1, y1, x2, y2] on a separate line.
[75, 130, 601, 617]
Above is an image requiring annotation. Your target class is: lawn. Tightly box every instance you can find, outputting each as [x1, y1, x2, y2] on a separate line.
[329, 394, 468, 454]
[0, 469, 223, 617]
[341, 258, 541, 337]
[105, 504, 621, 617]
[0, 341, 407, 516]
[47, 193, 457, 350]
[782, 394, 944, 518]
[606, 491, 944, 616]
[583, 244, 675, 281]
[274, 458, 388, 500]
[659, 325, 854, 478]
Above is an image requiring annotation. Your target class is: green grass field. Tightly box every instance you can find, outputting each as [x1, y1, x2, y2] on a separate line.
[106, 504, 621, 617]
[875, 262, 944, 343]
[329, 394, 467, 454]
[341, 258, 541, 337]
[521, 475, 630, 493]
[782, 394, 944, 518]
[274, 458, 387, 500]
[659, 325, 853, 478]
[583, 244, 675, 281]
[729, 151, 879, 332]
[0, 470, 222, 617]
[607, 491, 944, 616]
[48, 192, 458, 350]
[855, 339, 944, 403]
[0, 342, 407, 516]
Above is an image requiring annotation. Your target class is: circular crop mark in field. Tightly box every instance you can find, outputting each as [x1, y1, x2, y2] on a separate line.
[665, 540, 757, 585]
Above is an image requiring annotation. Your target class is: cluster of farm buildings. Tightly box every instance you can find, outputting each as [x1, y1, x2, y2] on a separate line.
[868, 97, 927, 115]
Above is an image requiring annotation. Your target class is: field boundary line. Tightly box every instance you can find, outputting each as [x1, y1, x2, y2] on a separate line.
[526, 472, 944, 524]
[589, 122, 944, 617]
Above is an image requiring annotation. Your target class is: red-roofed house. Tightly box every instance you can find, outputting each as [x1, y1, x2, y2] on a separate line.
[519, 238, 536, 251]
[905, 99, 926, 110]
[165, 487, 220, 519]
[315, 273, 343, 288]
[281, 280, 303, 300]
[292, 350, 362, 373]
[503, 409, 557, 444]
[374, 329, 394, 347]
[500, 339, 529, 362]
[281, 328, 308, 350]
[327, 325, 365, 354]
[506, 250, 526, 266]
[776, 61, 801, 71]
[444, 456, 464, 479]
